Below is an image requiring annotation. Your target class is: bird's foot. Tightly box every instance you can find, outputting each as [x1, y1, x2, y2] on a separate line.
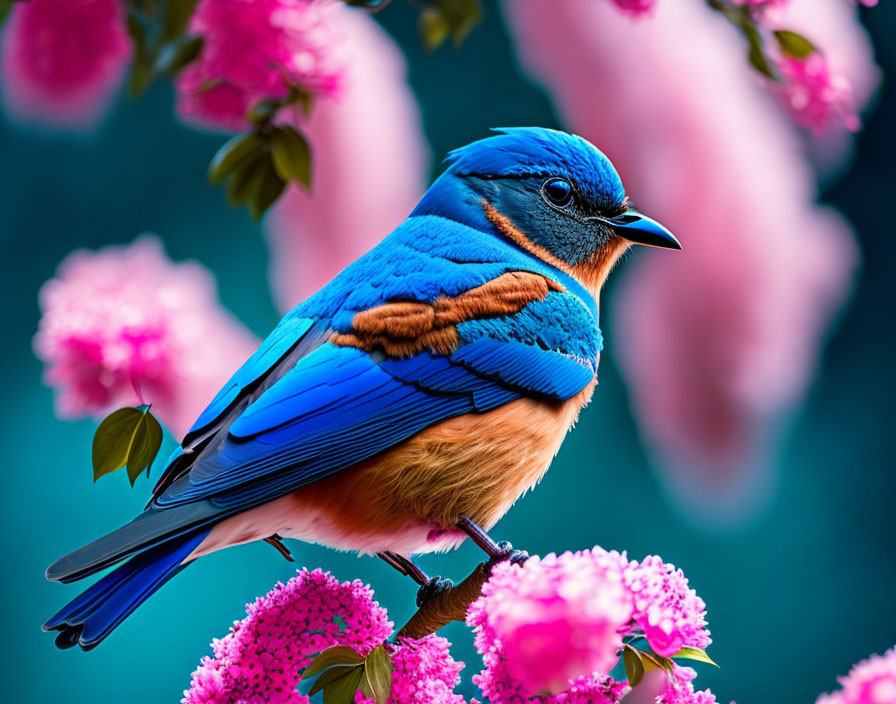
[264, 534, 294, 562]
[489, 540, 529, 566]
[416, 576, 454, 607]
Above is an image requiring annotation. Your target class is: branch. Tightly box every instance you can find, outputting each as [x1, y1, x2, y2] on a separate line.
[396, 561, 493, 639]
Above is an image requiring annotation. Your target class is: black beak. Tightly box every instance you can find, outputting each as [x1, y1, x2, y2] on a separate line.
[591, 210, 681, 250]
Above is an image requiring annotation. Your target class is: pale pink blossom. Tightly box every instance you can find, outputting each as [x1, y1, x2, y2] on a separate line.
[503, 0, 866, 528]
[265, 7, 426, 310]
[468, 550, 633, 697]
[607, 0, 656, 17]
[774, 53, 860, 134]
[177, 0, 346, 131]
[0, 0, 131, 129]
[34, 236, 257, 438]
[816, 647, 896, 704]
[183, 568, 393, 704]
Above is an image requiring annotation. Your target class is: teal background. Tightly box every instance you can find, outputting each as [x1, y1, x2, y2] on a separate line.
[1, 4, 894, 703]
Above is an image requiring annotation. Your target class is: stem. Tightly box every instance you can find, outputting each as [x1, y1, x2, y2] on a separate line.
[396, 561, 494, 639]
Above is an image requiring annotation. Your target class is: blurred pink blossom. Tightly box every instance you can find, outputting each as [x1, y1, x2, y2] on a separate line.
[607, 0, 656, 17]
[265, 6, 426, 310]
[0, 0, 131, 129]
[503, 0, 869, 527]
[468, 550, 633, 697]
[176, 0, 346, 132]
[34, 236, 257, 438]
[774, 53, 860, 134]
[816, 647, 896, 704]
[184, 568, 393, 704]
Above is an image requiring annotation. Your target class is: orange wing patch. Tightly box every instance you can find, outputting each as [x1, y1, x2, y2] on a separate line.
[331, 271, 563, 357]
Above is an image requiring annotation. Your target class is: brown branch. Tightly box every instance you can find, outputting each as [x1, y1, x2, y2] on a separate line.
[396, 561, 494, 639]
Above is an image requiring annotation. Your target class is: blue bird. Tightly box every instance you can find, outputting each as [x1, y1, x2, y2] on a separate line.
[44, 127, 680, 650]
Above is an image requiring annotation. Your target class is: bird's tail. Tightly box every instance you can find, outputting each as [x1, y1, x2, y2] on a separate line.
[43, 529, 209, 650]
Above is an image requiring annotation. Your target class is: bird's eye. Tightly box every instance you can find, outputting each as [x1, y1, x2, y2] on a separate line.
[542, 178, 573, 208]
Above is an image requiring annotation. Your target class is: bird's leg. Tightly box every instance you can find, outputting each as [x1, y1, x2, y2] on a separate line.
[456, 516, 529, 565]
[264, 534, 294, 562]
[377, 551, 454, 607]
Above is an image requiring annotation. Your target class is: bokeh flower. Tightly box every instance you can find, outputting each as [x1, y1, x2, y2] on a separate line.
[34, 236, 257, 437]
[265, 6, 426, 310]
[774, 52, 860, 134]
[817, 647, 896, 704]
[468, 550, 633, 697]
[607, 0, 656, 17]
[503, 0, 870, 528]
[176, 0, 346, 131]
[184, 568, 393, 704]
[0, 0, 131, 129]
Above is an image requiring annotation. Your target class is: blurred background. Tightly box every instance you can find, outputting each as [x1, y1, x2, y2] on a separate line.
[0, 1, 894, 703]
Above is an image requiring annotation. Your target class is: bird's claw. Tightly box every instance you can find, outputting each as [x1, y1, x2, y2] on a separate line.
[416, 576, 454, 607]
[489, 541, 529, 566]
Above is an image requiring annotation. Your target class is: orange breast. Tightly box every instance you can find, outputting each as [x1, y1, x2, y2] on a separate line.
[290, 378, 597, 544]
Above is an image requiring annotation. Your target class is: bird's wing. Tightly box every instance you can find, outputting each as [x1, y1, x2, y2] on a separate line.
[152, 274, 600, 512]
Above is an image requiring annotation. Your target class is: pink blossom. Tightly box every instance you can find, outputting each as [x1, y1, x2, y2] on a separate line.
[468, 550, 633, 697]
[817, 647, 896, 704]
[607, 0, 656, 17]
[265, 7, 426, 310]
[176, 0, 346, 132]
[657, 667, 718, 704]
[774, 52, 860, 134]
[183, 568, 393, 704]
[34, 236, 257, 438]
[358, 636, 466, 704]
[621, 556, 710, 657]
[503, 0, 865, 528]
[0, 0, 131, 129]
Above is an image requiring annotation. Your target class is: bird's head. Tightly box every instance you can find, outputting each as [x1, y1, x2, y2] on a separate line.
[413, 127, 680, 294]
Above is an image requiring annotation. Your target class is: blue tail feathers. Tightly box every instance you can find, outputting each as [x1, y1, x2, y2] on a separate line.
[43, 530, 209, 650]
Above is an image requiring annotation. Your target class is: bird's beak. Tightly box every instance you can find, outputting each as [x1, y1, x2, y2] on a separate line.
[601, 210, 681, 250]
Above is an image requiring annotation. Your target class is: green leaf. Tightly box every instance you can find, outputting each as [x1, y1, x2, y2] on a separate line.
[155, 35, 204, 74]
[270, 126, 312, 190]
[208, 132, 264, 184]
[249, 160, 286, 221]
[448, 0, 482, 47]
[746, 33, 777, 79]
[639, 649, 675, 674]
[773, 29, 816, 59]
[0, 0, 15, 27]
[92, 407, 163, 486]
[623, 647, 645, 687]
[162, 0, 201, 39]
[323, 666, 364, 704]
[419, 7, 451, 50]
[672, 646, 719, 667]
[247, 98, 281, 125]
[227, 152, 267, 206]
[303, 645, 365, 679]
[363, 645, 393, 704]
[308, 665, 363, 696]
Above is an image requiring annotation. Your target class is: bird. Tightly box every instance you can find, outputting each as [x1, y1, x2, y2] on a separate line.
[43, 127, 680, 650]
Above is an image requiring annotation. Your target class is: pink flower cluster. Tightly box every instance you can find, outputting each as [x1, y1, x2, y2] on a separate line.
[33, 236, 257, 437]
[621, 555, 710, 658]
[0, 0, 131, 129]
[467, 549, 711, 702]
[184, 568, 393, 704]
[774, 52, 860, 134]
[657, 667, 718, 704]
[358, 636, 466, 704]
[177, 0, 346, 131]
[817, 647, 896, 704]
